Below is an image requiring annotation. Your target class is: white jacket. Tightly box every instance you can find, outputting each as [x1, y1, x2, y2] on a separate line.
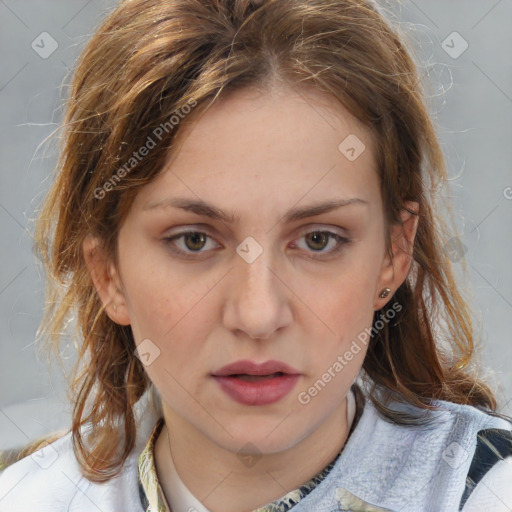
[1, 388, 511, 512]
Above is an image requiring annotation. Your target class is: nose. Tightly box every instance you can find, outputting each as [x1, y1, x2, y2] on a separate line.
[222, 242, 293, 341]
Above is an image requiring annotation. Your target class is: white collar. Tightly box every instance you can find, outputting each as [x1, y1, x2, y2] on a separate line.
[165, 441, 211, 512]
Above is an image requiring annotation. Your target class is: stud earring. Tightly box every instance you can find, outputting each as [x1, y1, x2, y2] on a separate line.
[379, 287, 391, 298]
[113, 303, 117, 312]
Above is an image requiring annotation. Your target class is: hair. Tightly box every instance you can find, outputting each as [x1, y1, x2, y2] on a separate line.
[21, 0, 501, 483]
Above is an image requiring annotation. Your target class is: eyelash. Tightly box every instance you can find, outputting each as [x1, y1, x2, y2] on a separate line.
[162, 229, 351, 260]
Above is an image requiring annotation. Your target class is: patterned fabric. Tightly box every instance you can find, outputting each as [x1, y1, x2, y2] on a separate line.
[458, 427, 512, 509]
[138, 419, 167, 512]
[138, 387, 365, 512]
[335, 487, 393, 511]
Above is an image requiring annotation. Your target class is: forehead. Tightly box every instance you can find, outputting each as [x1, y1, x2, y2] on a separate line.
[132, 85, 380, 214]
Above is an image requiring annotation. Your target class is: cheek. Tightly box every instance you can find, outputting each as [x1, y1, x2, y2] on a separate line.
[316, 264, 379, 332]
[302, 255, 380, 374]
[119, 242, 199, 337]
[121, 258, 217, 380]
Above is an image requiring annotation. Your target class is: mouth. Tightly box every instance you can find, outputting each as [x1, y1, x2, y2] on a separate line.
[211, 360, 301, 406]
[228, 372, 286, 382]
[212, 359, 301, 378]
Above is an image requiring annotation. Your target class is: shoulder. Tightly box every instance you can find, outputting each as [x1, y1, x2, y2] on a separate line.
[328, 390, 512, 510]
[0, 432, 88, 512]
[0, 429, 149, 512]
[0, 388, 161, 512]
[357, 391, 512, 446]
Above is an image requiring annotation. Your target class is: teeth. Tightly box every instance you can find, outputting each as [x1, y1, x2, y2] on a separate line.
[234, 372, 282, 382]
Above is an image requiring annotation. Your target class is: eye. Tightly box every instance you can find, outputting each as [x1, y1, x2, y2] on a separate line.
[163, 231, 220, 258]
[292, 230, 350, 258]
[163, 229, 351, 259]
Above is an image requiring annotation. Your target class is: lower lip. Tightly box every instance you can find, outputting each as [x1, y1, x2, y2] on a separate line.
[213, 374, 300, 406]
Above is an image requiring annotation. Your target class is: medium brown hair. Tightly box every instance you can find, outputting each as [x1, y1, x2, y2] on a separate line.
[28, 0, 499, 482]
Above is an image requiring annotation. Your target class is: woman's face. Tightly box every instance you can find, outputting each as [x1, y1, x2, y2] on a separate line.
[87, 85, 416, 455]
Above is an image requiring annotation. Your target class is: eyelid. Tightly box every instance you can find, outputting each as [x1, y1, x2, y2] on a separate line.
[295, 224, 349, 238]
[162, 225, 351, 259]
[163, 224, 349, 243]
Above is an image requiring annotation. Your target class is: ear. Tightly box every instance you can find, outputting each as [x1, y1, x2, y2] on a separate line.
[374, 200, 419, 309]
[82, 234, 131, 326]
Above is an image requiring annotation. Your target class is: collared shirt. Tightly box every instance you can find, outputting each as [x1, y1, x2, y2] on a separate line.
[137, 388, 360, 512]
[2, 383, 511, 511]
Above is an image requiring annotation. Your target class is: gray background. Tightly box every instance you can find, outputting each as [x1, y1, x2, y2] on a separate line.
[1, 0, 511, 450]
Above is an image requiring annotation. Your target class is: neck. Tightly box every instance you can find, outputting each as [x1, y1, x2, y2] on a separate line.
[154, 397, 350, 512]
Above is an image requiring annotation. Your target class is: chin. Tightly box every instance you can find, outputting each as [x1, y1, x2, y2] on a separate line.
[208, 417, 308, 455]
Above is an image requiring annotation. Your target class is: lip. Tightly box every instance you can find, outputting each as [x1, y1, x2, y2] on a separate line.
[212, 359, 300, 377]
[212, 360, 301, 406]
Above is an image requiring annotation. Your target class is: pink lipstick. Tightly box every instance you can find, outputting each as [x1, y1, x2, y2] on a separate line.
[212, 360, 301, 406]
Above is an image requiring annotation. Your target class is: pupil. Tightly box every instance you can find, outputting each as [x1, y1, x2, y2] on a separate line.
[185, 232, 206, 251]
[307, 232, 327, 251]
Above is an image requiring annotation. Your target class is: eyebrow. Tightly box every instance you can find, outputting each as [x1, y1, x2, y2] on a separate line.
[143, 196, 368, 224]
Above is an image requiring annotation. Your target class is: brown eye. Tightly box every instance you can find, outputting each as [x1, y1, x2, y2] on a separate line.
[305, 232, 330, 251]
[292, 230, 351, 258]
[163, 231, 220, 259]
[183, 232, 207, 251]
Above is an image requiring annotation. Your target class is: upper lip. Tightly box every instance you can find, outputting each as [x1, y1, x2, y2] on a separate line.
[212, 359, 300, 377]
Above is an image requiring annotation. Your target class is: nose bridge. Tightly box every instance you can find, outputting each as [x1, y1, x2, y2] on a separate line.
[224, 234, 291, 339]
[237, 235, 280, 306]
[241, 245, 275, 295]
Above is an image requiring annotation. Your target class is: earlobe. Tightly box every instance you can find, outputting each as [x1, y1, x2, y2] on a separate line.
[374, 201, 419, 309]
[82, 234, 131, 326]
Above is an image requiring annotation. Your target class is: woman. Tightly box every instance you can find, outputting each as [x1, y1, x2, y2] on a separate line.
[1, 0, 511, 511]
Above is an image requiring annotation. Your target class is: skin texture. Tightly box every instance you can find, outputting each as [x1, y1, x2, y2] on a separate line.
[84, 85, 418, 512]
